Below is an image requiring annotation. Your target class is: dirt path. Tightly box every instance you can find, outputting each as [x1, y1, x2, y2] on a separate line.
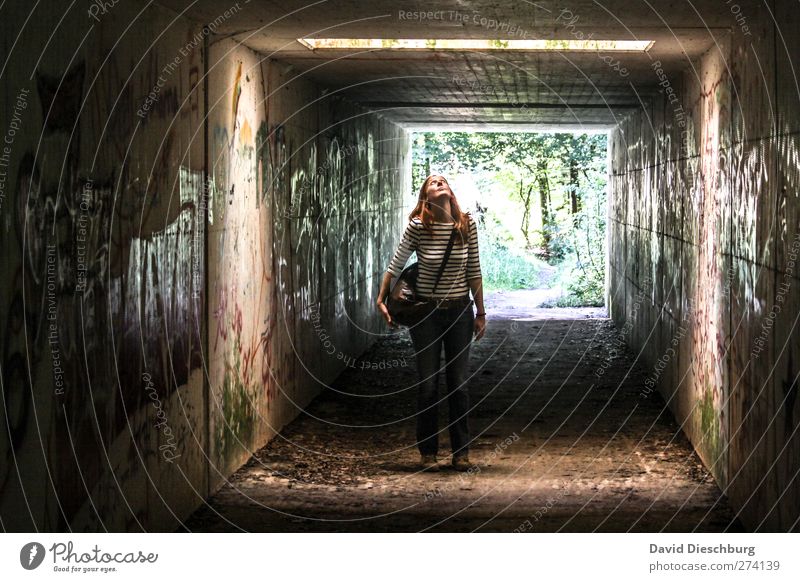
[185, 291, 742, 532]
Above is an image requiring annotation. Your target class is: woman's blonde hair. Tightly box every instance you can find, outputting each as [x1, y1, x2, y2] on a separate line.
[409, 175, 470, 242]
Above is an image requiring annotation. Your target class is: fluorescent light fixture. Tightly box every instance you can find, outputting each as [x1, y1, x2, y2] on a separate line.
[297, 38, 654, 51]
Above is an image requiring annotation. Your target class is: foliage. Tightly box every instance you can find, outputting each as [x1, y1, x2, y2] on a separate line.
[478, 214, 552, 292]
[411, 131, 607, 305]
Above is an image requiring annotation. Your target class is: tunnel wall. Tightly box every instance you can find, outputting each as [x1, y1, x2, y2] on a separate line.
[0, 0, 208, 532]
[208, 40, 409, 489]
[0, 3, 408, 531]
[608, 0, 799, 531]
[205, 38, 409, 488]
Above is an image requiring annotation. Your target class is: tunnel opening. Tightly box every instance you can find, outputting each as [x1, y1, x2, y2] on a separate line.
[1, 0, 798, 536]
[410, 129, 609, 308]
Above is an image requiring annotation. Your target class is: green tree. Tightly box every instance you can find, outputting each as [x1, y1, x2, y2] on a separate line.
[411, 131, 607, 305]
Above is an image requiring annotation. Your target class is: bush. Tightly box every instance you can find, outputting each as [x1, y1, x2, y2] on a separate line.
[478, 216, 551, 292]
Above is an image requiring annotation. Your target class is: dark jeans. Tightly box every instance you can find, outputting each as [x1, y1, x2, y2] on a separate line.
[408, 303, 474, 458]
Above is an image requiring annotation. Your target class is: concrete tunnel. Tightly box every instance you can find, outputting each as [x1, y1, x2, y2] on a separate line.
[0, 0, 798, 533]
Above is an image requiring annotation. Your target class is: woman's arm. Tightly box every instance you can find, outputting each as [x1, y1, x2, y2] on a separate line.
[466, 216, 486, 339]
[386, 220, 419, 278]
[376, 271, 394, 326]
[377, 220, 419, 327]
[468, 277, 485, 315]
[469, 277, 486, 340]
[377, 271, 393, 303]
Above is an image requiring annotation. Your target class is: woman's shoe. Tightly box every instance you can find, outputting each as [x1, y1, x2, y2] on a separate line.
[452, 455, 477, 471]
[420, 454, 440, 472]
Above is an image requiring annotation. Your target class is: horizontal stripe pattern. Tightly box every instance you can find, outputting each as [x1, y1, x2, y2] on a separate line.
[386, 216, 482, 298]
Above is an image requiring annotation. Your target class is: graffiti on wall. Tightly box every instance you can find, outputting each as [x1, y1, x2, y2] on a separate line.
[0, 31, 205, 528]
[208, 59, 283, 468]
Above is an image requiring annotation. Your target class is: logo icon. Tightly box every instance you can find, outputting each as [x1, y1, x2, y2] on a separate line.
[20, 542, 46, 570]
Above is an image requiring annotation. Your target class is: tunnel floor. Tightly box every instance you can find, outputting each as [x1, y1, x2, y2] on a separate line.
[185, 291, 744, 532]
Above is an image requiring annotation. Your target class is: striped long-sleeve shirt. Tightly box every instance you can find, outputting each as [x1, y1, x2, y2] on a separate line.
[386, 215, 482, 299]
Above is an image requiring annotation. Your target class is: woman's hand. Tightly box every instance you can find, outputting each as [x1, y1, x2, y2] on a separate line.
[377, 300, 395, 327]
[473, 315, 486, 340]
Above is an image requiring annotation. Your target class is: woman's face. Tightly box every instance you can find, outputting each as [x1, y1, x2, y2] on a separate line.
[424, 175, 452, 208]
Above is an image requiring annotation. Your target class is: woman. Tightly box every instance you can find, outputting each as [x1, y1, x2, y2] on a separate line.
[376, 175, 486, 472]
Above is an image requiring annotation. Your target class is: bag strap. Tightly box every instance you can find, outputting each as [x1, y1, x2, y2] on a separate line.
[430, 227, 458, 295]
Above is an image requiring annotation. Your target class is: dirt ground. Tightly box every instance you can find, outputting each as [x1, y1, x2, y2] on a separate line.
[184, 291, 743, 532]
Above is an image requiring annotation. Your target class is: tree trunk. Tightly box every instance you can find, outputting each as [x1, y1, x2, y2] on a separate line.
[569, 157, 580, 216]
[537, 162, 553, 257]
[518, 178, 533, 248]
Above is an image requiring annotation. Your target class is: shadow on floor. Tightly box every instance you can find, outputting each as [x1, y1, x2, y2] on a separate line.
[184, 291, 743, 532]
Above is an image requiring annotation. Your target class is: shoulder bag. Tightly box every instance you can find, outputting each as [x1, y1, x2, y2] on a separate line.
[386, 226, 458, 327]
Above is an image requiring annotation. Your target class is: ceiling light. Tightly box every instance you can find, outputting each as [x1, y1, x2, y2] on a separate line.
[297, 38, 653, 51]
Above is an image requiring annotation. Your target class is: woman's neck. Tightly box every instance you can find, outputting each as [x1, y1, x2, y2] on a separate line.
[430, 203, 453, 223]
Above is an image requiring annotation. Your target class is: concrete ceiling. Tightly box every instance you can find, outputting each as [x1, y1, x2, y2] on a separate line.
[158, 0, 740, 129]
